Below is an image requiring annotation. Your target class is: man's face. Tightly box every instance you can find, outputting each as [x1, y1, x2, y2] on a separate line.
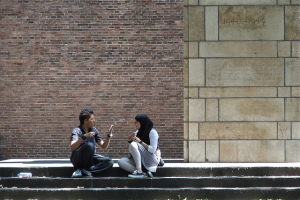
[84, 114, 95, 128]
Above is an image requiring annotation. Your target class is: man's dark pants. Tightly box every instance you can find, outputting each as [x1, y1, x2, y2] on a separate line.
[70, 142, 114, 175]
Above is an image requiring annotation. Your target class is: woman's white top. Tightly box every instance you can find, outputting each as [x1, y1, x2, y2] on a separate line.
[136, 128, 158, 154]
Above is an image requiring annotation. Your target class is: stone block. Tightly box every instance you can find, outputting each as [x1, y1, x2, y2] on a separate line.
[199, 122, 277, 139]
[183, 7, 188, 41]
[188, 88, 198, 98]
[278, 41, 291, 57]
[205, 99, 218, 121]
[278, 122, 291, 139]
[188, 7, 204, 41]
[278, 87, 291, 97]
[206, 58, 284, 87]
[285, 98, 300, 121]
[183, 59, 188, 86]
[286, 140, 300, 162]
[189, 42, 198, 57]
[291, 0, 300, 4]
[184, 99, 189, 121]
[184, 88, 188, 98]
[199, 0, 276, 5]
[184, 140, 188, 162]
[199, 87, 277, 98]
[286, 58, 300, 86]
[189, 140, 205, 162]
[189, 99, 205, 121]
[292, 122, 300, 139]
[206, 140, 219, 162]
[189, 59, 205, 86]
[205, 6, 218, 41]
[219, 6, 284, 40]
[292, 41, 300, 58]
[285, 6, 300, 40]
[199, 41, 277, 57]
[184, 122, 188, 140]
[219, 98, 284, 121]
[189, 123, 199, 140]
[184, 42, 189, 58]
[292, 87, 300, 97]
[220, 140, 285, 162]
[278, 0, 292, 5]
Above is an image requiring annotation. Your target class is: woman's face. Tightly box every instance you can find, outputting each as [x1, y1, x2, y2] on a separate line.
[134, 120, 141, 130]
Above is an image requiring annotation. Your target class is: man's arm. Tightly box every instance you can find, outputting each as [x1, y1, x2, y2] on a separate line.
[70, 131, 95, 151]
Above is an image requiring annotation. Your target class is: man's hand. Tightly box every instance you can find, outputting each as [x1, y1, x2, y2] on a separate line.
[108, 122, 116, 135]
[85, 132, 95, 138]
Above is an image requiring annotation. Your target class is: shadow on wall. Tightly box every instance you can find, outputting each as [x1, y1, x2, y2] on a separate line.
[0, 135, 5, 161]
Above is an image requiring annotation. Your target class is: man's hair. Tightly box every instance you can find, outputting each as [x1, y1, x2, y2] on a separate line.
[79, 109, 94, 125]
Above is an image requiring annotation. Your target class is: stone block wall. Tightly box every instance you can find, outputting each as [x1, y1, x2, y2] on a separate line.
[184, 0, 300, 162]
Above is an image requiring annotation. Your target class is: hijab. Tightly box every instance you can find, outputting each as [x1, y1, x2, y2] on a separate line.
[135, 114, 153, 145]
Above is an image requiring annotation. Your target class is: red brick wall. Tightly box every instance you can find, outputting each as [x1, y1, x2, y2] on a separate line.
[0, 0, 183, 159]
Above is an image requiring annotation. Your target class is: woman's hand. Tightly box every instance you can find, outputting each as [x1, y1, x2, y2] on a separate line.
[132, 136, 141, 143]
[127, 132, 135, 141]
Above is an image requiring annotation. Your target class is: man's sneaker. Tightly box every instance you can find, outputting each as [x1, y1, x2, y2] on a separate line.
[71, 169, 82, 178]
[82, 169, 93, 177]
[128, 170, 147, 178]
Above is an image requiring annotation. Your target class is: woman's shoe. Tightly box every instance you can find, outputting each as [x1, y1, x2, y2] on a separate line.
[128, 170, 147, 178]
[71, 169, 82, 178]
[147, 171, 153, 178]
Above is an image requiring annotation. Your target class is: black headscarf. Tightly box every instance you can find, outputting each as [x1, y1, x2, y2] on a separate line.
[135, 114, 153, 145]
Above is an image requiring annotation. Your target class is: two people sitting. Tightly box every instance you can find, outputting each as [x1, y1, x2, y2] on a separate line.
[70, 109, 162, 178]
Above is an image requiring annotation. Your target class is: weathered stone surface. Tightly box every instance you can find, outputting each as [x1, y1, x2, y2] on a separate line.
[292, 87, 300, 97]
[278, 122, 291, 139]
[189, 141, 205, 162]
[189, 59, 205, 86]
[205, 99, 218, 121]
[285, 58, 300, 86]
[189, 123, 199, 140]
[188, 7, 204, 41]
[189, 42, 198, 57]
[205, 6, 218, 41]
[219, 6, 284, 40]
[286, 140, 300, 162]
[206, 140, 219, 162]
[189, 99, 205, 121]
[188, 88, 198, 98]
[292, 122, 300, 139]
[285, 6, 300, 40]
[199, 122, 277, 139]
[199, 87, 277, 98]
[199, 42, 277, 57]
[219, 98, 284, 121]
[220, 140, 285, 162]
[278, 87, 291, 97]
[292, 41, 300, 58]
[199, 0, 276, 5]
[285, 98, 300, 121]
[278, 41, 291, 57]
[206, 58, 284, 87]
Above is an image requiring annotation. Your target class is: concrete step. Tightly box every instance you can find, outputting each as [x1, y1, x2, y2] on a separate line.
[1, 176, 300, 188]
[0, 187, 299, 200]
[1, 159, 300, 177]
[1, 159, 300, 199]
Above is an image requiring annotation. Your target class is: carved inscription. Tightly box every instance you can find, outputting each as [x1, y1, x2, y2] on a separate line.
[219, 6, 284, 40]
[222, 17, 266, 27]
